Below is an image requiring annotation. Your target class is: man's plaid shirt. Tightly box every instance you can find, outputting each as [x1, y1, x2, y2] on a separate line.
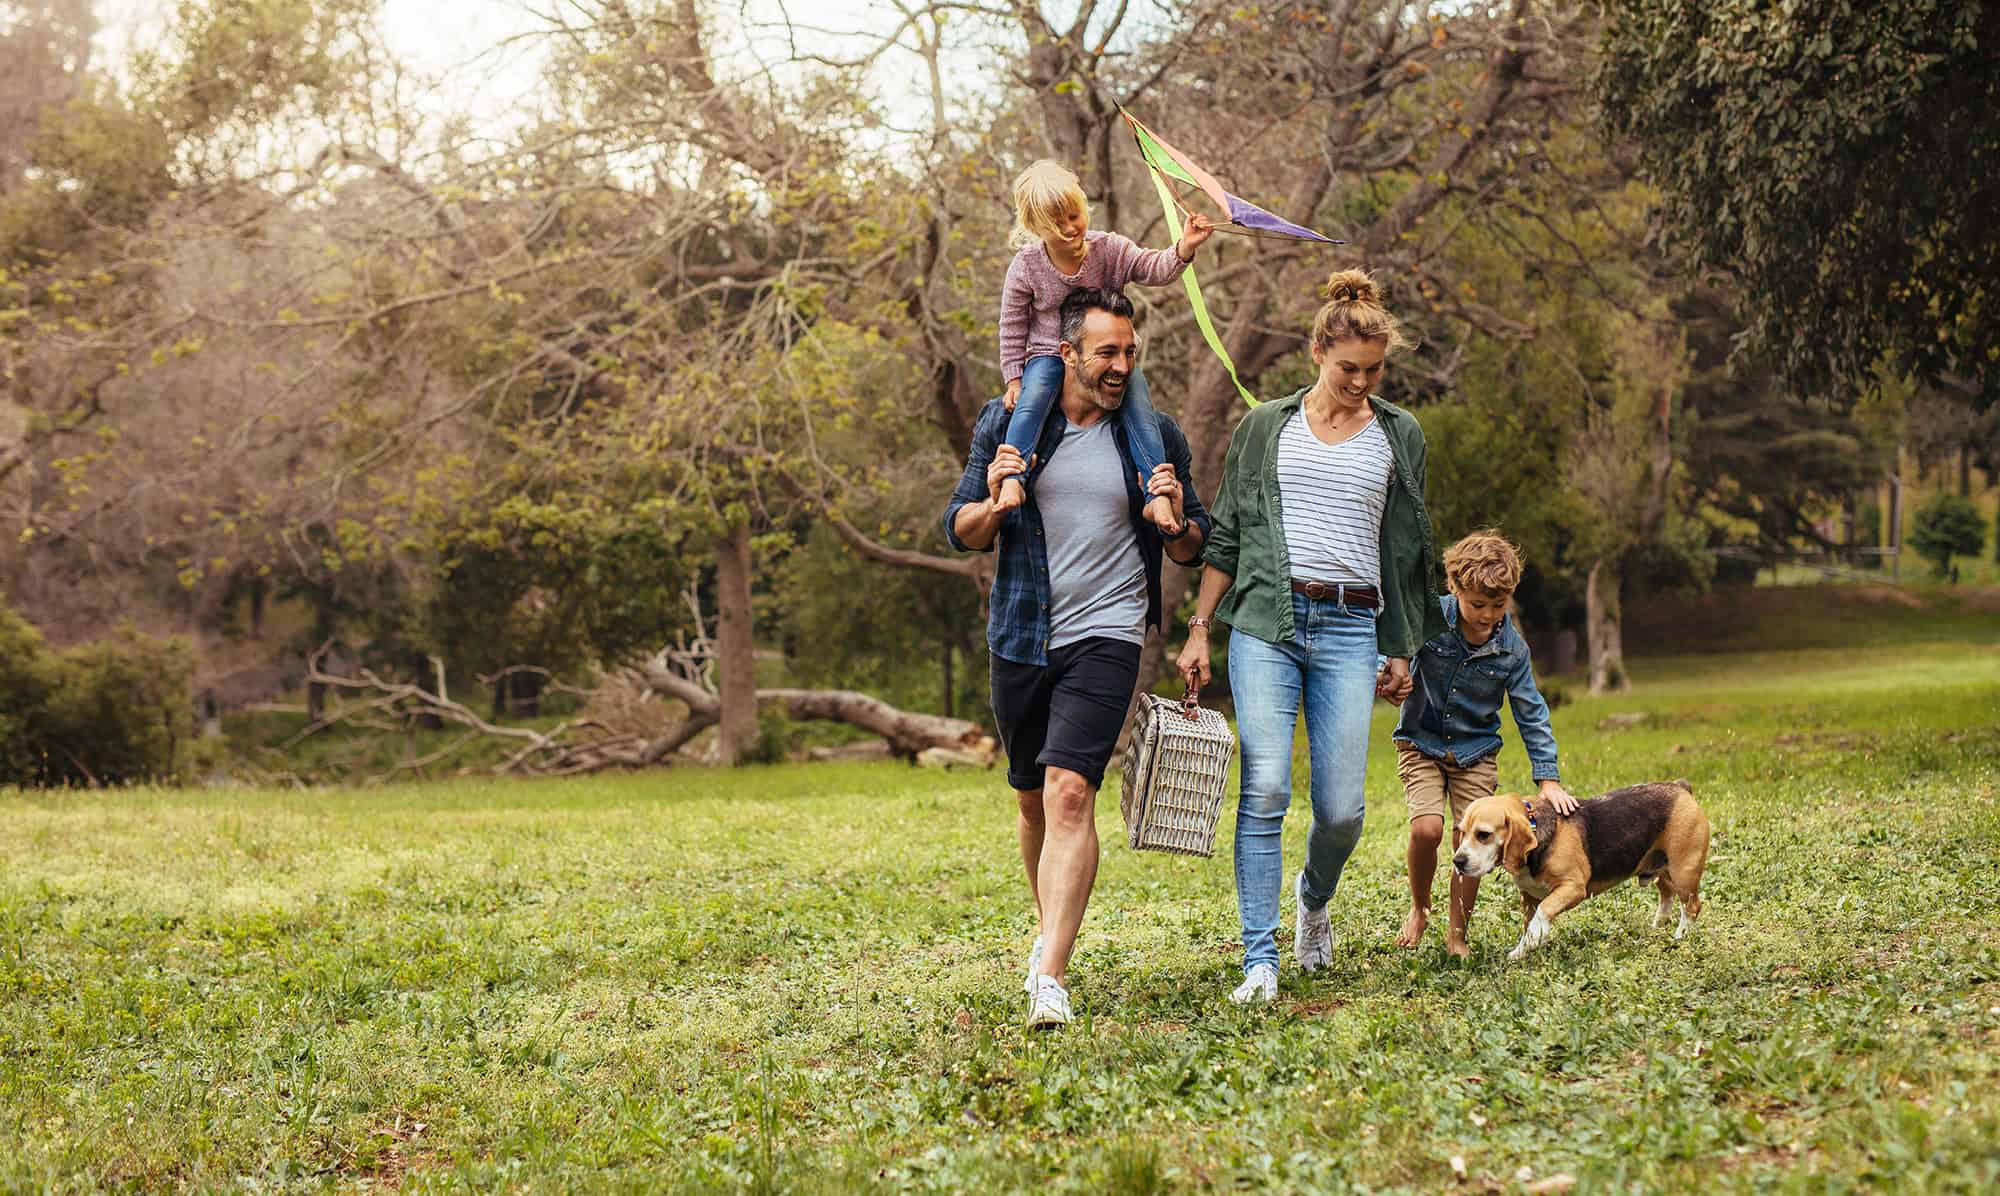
[942, 397, 1211, 667]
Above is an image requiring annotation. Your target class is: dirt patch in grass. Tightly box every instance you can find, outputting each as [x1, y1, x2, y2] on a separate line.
[1848, 585, 1929, 609]
[1771, 730, 1883, 754]
[1952, 586, 2000, 613]
[333, 1113, 443, 1190]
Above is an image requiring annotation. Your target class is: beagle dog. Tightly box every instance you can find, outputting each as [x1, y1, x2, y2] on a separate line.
[1454, 781, 1711, 960]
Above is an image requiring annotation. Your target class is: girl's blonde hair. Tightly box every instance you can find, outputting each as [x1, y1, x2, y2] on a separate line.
[1010, 160, 1089, 250]
[1443, 529, 1524, 597]
[1311, 268, 1414, 354]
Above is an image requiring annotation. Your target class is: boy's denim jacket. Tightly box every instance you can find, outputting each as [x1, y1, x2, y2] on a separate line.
[1392, 595, 1561, 781]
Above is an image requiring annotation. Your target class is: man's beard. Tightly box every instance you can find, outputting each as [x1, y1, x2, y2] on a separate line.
[1079, 365, 1128, 411]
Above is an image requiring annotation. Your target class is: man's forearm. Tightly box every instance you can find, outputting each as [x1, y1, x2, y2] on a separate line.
[952, 497, 1005, 551]
[1165, 522, 1206, 567]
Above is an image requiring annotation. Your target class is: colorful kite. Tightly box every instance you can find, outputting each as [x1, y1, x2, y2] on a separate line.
[1121, 107, 1343, 406]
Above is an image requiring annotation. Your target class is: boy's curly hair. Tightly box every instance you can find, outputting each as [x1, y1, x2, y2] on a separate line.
[1443, 529, 1523, 597]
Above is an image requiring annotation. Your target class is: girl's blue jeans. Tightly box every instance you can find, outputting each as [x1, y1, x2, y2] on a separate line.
[1227, 592, 1380, 974]
[1003, 355, 1167, 484]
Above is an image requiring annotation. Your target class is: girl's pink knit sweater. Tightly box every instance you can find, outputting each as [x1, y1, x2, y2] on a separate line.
[997, 230, 1188, 383]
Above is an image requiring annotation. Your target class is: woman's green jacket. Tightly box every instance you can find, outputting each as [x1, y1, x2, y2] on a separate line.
[1202, 388, 1446, 658]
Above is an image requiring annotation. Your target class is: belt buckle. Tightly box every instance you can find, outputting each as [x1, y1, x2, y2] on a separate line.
[1304, 580, 1332, 600]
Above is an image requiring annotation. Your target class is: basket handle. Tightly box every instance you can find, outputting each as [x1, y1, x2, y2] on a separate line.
[1179, 668, 1202, 721]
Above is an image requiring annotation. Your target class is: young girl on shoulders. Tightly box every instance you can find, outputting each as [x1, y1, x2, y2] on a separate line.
[997, 160, 1214, 532]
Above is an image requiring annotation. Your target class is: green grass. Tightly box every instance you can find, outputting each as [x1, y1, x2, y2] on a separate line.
[4, 632, 1999, 1190]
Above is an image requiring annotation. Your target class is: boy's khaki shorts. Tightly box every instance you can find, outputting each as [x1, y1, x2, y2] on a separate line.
[1395, 742, 1499, 825]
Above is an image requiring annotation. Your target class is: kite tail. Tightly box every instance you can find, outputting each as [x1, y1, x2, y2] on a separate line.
[1141, 163, 1260, 408]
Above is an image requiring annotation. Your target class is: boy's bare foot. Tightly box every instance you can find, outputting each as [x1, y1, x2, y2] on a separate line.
[1142, 494, 1181, 535]
[995, 476, 1026, 513]
[1394, 907, 1429, 948]
[1445, 931, 1471, 958]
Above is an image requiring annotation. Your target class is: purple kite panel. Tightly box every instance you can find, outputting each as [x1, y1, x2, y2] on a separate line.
[1225, 193, 1340, 243]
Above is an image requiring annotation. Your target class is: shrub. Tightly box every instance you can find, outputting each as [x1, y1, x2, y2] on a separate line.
[0, 607, 196, 786]
[743, 706, 795, 766]
[0, 607, 58, 780]
[1909, 494, 1986, 581]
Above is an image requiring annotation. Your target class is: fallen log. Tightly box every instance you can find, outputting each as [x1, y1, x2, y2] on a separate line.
[289, 651, 997, 779]
[759, 688, 994, 762]
[637, 657, 994, 765]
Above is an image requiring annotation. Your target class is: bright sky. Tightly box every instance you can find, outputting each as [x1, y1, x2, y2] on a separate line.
[94, 0, 988, 140]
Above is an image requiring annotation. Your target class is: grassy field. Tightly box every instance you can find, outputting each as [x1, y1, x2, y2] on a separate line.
[3, 611, 1998, 1191]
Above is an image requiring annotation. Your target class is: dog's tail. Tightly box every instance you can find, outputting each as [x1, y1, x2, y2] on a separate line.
[1672, 777, 1695, 794]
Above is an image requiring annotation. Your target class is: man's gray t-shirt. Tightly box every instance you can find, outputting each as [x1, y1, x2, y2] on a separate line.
[1037, 418, 1147, 649]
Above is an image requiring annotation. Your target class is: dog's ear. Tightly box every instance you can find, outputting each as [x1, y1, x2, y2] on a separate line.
[1500, 805, 1534, 874]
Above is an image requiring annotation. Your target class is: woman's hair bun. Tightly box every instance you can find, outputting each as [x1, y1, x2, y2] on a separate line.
[1321, 269, 1379, 304]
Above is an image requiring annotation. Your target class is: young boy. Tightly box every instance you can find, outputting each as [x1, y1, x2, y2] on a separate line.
[1391, 530, 1576, 956]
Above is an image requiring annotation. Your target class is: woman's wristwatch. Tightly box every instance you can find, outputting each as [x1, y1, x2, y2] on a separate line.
[1187, 615, 1213, 631]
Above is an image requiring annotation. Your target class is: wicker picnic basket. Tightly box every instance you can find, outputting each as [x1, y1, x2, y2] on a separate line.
[1118, 682, 1235, 857]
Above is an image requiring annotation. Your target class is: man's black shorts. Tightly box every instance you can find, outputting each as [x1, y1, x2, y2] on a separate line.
[990, 637, 1143, 791]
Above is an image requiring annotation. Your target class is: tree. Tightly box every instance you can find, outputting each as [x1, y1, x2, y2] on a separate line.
[1909, 493, 1985, 580]
[1599, 0, 2000, 402]
[1676, 287, 1896, 556]
[0, 0, 95, 192]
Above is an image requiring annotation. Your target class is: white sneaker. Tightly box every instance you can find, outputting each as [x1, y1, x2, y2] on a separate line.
[1230, 962, 1278, 1004]
[1295, 870, 1332, 973]
[1027, 975, 1071, 1028]
[1023, 935, 1044, 994]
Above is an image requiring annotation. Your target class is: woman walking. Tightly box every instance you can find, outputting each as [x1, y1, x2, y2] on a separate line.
[1177, 269, 1444, 1003]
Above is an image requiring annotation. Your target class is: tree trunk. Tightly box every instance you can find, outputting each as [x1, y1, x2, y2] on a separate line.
[248, 580, 266, 639]
[1842, 490, 1858, 565]
[1887, 461, 1903, 583]
[941, 636, 953, 720]
[1586, 557, 1629, 694]
[507, 671, 542, 719]
[712, 521, 759, 764]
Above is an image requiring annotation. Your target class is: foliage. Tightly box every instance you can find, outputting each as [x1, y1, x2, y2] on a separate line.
[1676, 287, 1898, 552]
[772, 526, 987, 720]
[0, 604, 57, 776]
[2, 627, 1997, 1188]
[1410, 133, 1692, 628]
[0, 1, 96, 190]
[1910, 493, 1988, 579]
[427, 495, 697, 679]
[1598, 0, 2000, 400]
[0, 604, 196, 786]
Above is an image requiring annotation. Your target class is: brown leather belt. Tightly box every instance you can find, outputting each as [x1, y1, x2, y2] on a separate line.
[1290, 579, 1380, 608]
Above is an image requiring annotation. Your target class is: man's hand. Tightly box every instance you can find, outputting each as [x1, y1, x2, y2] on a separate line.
[1141, 462, 1184, 527]
[1375, 656, 1413, 704]
[1175, 629, 1211, 689]
[1539, 779, 1578, 816]
[987, 445, 1033, 513]
[1004, 378, 1021, 412]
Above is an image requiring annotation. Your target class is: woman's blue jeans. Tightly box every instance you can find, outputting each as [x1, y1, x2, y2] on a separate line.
[1228, 592, 1379, 974]
[1003, 354, 1166, 482]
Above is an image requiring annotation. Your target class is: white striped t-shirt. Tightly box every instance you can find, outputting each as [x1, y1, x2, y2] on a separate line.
[1275, 409, 1393, 588]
